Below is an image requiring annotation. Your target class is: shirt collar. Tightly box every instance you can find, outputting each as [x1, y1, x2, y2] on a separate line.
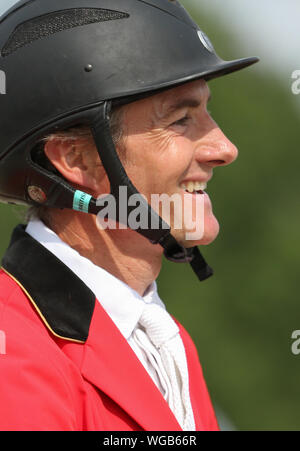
[25, 219, 165, 340]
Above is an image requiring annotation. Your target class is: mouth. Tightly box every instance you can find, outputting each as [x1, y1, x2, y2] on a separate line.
[179, 181, 207, 195]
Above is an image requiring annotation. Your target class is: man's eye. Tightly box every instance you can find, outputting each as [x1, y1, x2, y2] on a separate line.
[170, 115, 190, 127]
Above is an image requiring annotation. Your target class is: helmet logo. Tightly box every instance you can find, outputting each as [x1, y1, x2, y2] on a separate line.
[197, 30, 215, 53]
[27, 186, 47, 204]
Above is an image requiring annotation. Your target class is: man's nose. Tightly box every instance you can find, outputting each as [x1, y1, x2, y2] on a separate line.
[195, 123, 238, 168]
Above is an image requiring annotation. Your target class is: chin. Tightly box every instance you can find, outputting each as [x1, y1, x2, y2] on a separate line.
[198, 216, 220, 245]
[173, 216, 220, 248]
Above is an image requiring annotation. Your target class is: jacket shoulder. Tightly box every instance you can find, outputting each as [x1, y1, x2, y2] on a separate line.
[0, 269, 56, 344]
[0, 269, 83, 430]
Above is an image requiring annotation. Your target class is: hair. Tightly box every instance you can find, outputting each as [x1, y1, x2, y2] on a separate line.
[26, 106, 124, 224]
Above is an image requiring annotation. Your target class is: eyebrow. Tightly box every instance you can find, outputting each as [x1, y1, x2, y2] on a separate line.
[163, 92, 212, 119]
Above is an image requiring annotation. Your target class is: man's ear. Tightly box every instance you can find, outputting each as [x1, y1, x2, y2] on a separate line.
[44, 138, 100, 192]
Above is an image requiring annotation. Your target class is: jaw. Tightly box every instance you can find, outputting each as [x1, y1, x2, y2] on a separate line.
[167, 188, 220, 246]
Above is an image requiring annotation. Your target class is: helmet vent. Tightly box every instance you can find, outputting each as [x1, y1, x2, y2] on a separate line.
[1, 8, 129, 57]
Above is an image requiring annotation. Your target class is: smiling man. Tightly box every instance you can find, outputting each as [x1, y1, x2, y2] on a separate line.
[0, 0, 258, 431]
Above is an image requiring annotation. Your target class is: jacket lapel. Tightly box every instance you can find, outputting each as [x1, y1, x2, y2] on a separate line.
[81, 300, 182, 431]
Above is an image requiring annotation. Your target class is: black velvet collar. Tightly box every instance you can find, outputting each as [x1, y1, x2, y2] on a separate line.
[1, 224, 95, 343]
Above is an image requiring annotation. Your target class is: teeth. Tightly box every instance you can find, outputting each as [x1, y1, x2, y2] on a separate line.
[180, 181, 207, 192]
[187, 182, 194, 193]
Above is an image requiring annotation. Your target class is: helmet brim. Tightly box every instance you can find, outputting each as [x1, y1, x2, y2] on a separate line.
[151, 55, 260, 90]
[112, 56, 259, 107]
[201, 56, 260, 81]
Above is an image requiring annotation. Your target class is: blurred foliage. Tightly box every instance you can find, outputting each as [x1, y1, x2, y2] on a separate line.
[158, 0, 300, 431]
[0, 205, 25, 254]
[0, 0, 299, 432]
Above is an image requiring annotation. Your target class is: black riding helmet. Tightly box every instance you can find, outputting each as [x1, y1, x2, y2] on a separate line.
[0, 0, 259, 280]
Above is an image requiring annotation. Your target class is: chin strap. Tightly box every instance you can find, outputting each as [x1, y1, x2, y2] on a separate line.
[158, 233, 213, 280]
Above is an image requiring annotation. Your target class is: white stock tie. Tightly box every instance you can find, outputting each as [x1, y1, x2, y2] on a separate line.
[133, 302, 196, 431]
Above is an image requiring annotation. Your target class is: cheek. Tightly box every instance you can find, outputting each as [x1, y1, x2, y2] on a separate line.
[153, 138, 193, 193]
[123, 134, 193, 194]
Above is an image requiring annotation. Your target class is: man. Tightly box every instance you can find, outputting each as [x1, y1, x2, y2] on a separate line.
[0, 0, 258, 431]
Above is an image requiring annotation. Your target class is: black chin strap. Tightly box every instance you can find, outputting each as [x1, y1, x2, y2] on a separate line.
[158, 234, 213, 280]
[88, 101, 213, 281]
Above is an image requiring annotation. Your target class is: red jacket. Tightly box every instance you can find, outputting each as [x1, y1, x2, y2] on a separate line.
[0, 225, 219, 431]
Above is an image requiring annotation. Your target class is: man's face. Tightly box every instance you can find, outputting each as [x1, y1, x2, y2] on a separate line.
[114, 79, 238, 247]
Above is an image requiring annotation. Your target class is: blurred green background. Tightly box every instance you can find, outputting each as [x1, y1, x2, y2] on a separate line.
[1, 0, 300, 431]
[158, 0, 300, 431]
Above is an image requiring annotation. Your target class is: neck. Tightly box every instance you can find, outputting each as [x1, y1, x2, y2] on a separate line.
[45, 209, 163, 296]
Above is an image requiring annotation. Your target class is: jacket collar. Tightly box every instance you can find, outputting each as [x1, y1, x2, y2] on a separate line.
[1, 224, 95, 343]
[25, 218, 166, 342]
